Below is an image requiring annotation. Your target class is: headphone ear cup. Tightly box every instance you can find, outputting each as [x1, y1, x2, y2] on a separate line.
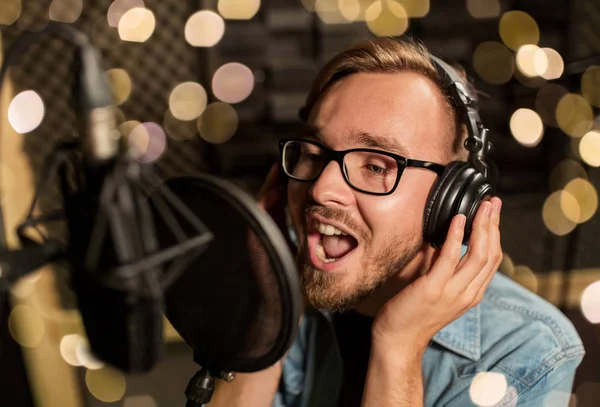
[424, 162, 492, 249]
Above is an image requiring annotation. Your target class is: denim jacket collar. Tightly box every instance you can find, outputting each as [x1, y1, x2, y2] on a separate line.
[431, 303, 481, 361]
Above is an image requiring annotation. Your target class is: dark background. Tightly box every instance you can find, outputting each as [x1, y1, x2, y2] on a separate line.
[1, 0, 599, 406]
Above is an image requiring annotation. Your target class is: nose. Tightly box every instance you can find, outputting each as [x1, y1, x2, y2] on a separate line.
[310, 160, 354, 208]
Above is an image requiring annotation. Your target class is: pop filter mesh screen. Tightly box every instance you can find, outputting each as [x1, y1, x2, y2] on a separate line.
[153, 176, 294, 373]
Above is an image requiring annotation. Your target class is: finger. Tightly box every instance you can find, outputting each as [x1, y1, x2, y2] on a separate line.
[449, 201, 492, 290]
[471, 198, 503, 301]
[426, 214, 466, 288]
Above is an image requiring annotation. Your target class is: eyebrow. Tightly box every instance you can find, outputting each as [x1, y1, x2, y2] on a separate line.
[305, 124, 411, 157]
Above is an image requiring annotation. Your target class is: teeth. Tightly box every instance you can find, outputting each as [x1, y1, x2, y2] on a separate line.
[314, 221, 347, 236]
[316, 239, 337, 263]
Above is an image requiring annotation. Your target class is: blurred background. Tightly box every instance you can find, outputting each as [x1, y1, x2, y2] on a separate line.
[0, 0, 599, 406]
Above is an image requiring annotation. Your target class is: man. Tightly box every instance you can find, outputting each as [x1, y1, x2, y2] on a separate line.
[208, 37, 585, 406]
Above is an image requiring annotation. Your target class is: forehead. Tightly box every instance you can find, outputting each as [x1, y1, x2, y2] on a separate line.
[310, 71, 450, 161]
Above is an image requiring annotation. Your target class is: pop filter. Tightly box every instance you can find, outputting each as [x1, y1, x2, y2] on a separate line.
[150, 173, 302, 405]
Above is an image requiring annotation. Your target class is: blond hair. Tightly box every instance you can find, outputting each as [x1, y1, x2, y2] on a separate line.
[300, 37, 475, 161]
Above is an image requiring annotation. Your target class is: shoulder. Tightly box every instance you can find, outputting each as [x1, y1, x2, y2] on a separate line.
[478, 273, 585, 389]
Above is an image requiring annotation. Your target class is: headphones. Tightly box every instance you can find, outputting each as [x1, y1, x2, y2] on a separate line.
[424, 55, 496, 249]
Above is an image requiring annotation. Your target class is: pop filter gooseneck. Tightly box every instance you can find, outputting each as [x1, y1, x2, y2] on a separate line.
[150, 174, 302, 406]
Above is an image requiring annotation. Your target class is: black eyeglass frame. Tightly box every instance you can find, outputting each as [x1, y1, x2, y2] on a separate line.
[279, 138, 446, 196]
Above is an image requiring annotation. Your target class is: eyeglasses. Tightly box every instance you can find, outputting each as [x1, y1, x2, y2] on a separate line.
[279, 138, 445, 196]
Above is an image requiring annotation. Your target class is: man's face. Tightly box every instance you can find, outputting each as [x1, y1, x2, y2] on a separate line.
[288, 71, 452, 312]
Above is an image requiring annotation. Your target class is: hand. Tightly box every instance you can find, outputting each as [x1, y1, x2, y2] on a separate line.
[371, 197, 503, 354]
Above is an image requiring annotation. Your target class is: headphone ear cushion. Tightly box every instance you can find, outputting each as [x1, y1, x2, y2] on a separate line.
[423, 161, 470, 249]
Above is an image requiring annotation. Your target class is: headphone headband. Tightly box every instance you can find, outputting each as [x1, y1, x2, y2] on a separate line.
[429, 55, 491, 178]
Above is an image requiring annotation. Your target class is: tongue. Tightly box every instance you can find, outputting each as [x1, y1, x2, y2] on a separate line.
[322, 235, 356, 259]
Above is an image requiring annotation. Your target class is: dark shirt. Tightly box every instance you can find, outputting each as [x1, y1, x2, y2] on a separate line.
[332, 310, 374, 407]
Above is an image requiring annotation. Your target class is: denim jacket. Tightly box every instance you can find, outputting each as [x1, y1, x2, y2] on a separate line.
[273, 272, 585, 407]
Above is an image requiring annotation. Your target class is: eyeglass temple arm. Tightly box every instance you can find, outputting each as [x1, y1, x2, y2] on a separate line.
[405, 159, 446, 175]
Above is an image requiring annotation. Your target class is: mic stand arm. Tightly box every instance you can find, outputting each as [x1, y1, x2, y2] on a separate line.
[185, 366, 236, 407]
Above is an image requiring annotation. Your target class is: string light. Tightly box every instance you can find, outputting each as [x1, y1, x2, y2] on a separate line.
[539, 48, 564, 80]
[469, 371, 508, 406]
[185, 10, 225, 47]
[509, 108, 544, 147]
[543, 191, 577, 235]
[581, 66, 600, 107]
[466, 0, 500, 19]
[118, 7, 156, 43]
[315, 0, 347, 24]
[212, 63, 255, 104]
[579, 130, 600, 167]
[555, 93, 593, 138]
[49, 0, 83, 23]
[8, 90, 45, 134]
[549, 159, 588, 192]
[169, 82, 208, 121]
[106, 68, 133, 105]
[365, 0, 409, 37]
[499, 11, 540, 51]
[85, 366, 127, 403]
[513, 265, 539, 294]
[218, 0, 261, 20]
[473, 41, 514, 85]
[197, 102, 239, 144]
[0, 0, 22, 25]
[580, 280, 600, 324]
[107, 0, 145, 27]
[563, 178, 598, 223]
[515, 44, 547, 78]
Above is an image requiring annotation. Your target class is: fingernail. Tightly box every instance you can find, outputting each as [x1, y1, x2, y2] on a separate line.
[485, 202, 492, 218]
[458, 215, 466, 229]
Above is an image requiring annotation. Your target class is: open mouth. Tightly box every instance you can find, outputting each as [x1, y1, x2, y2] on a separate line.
[307, 217, 359, 271]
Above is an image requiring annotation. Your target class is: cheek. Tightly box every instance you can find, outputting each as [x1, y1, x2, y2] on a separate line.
[362, 173, 435, 236]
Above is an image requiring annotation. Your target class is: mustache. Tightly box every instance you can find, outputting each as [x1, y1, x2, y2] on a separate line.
[304, 203, 368, 242]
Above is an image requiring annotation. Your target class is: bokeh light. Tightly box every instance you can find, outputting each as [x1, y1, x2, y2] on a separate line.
[8, 90, 45, 134]
[49, 0, 83, 23]
[535, 84, 568, 127]
[8, 305, 45, 348]
[579, 130, 600, 167]
[107, 0, 145, 27]
[509, 108, 544, 147]
[119, 120, 142, 138]
[398, 0, 429, 17]
[185, 10, 225, 47]
[118, 7, 156, 43]
[0, 0, 22, 25]
[197, 102, 239, 144]
[339, 0, 361, 22]
[498, 253, 515, 278]
[555, 93, 593, 138]
[365, 0, 409, 37]
[218, 0, 261, 20]
[549, 159, 588, 192]
[60, 334, 85, 366]
[315, 0, 347, 24]
[9, 269, 40, 298]
[128, 122, 167, 163]
[163, 109, 198, 141]
[169, 82, 208, 121]
[469, 371, 508, 406]
[467, 0, 500, 19]
[124, 395, 158, 407]
[76, 339, 105, 370]
[499, 11, 540, 51]
[515, 44, 547, 78]
[473, 41, 514, 85]
[539, 48, 564, 80]
[563, 178, 598, 223]
[581, 66, 600, 107]
[85, 366, 127, 403]
[580, 280, 600, 323]
[513, 265, 538, 294]
[543, 191, 578, 235]
[106, 68, 133, 105]
[212, 63, 255, 104]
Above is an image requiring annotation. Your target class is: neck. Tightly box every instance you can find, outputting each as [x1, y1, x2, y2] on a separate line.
[354, 244, 438, 318]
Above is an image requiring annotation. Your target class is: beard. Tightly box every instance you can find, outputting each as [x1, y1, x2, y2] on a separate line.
[296, 206, 422, 312]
